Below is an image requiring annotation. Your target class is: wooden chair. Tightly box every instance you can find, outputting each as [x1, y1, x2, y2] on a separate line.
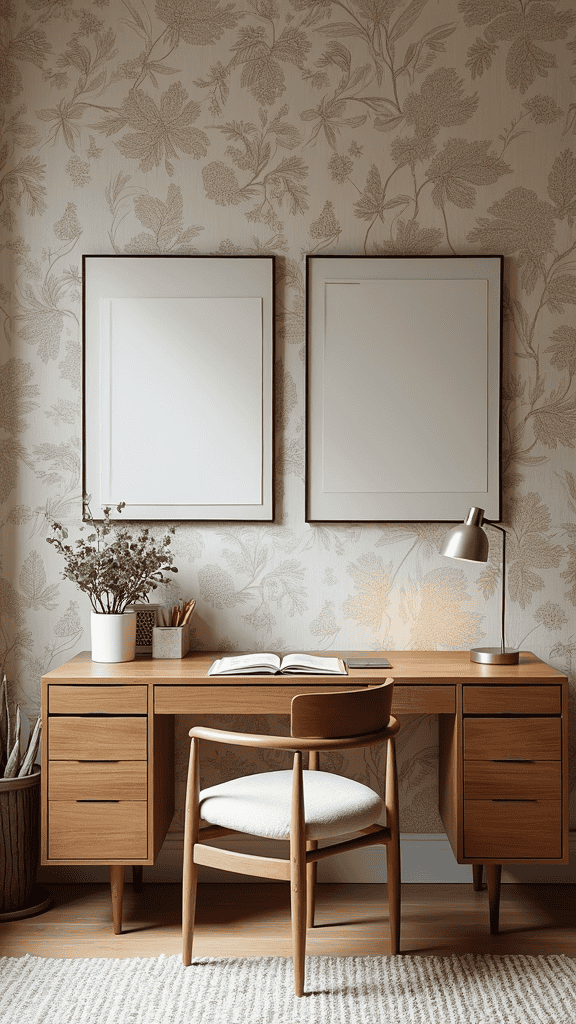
[182, 678, 401, 996]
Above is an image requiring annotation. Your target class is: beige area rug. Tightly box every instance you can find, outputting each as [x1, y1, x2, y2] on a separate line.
[1, 954, 575, 1024]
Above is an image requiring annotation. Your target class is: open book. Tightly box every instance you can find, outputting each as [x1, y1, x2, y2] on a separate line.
[207, 653, 348, 676]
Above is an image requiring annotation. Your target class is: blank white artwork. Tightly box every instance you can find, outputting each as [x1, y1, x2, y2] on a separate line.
[321, 279, 488, 494]
[99, 296, 263, 506]
[306, 254, 501, 522]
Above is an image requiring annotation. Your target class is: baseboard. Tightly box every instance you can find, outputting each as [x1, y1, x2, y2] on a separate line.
[38, 831, 576, 885]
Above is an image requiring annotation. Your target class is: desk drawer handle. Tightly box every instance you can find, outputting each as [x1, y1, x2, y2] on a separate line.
[491, 799, 537, 803]
[76, 800, 120, 804]
[77, 760, 120, 764]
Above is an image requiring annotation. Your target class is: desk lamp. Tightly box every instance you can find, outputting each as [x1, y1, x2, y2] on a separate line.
[440, 506, 519, 665]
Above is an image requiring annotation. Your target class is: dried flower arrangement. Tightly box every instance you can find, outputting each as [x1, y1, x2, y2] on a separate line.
[46, 501, 178, 614]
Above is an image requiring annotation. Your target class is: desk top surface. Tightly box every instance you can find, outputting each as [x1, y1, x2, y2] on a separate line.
[42, 650, 566, 686]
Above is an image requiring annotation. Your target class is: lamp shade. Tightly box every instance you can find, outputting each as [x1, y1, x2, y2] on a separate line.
[440, 506, 519, 665]
[439, 507, 489, 563]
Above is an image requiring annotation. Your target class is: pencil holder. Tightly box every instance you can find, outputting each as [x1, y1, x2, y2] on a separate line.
[152, 623, 190, 659]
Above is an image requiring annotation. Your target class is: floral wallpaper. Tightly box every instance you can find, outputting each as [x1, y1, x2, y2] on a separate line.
[1, 0, 575, 841]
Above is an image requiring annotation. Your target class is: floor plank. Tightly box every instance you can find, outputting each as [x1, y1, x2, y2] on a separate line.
[1, 883, 574, 960]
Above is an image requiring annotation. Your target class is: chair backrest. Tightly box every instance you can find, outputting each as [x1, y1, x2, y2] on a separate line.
[290, 678, 394, 739]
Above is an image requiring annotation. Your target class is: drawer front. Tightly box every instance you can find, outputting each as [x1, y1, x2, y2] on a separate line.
[463, 685, 561, 715]
[49, 761, 147, 801]
[392, 685, 455, 714]
[463, 718, 561, 760]
[464, 799, 561, 859]
[48, 801, 147, 860]
[49, 717, 147, 760]
[154, 684, 362, 715]
[155, 685, 456, 715]
[464, 760, 561, 801]
[49, 685, 147, 714]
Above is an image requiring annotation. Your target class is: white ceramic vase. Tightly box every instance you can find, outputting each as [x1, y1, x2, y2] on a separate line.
[90, 610, 136, 663]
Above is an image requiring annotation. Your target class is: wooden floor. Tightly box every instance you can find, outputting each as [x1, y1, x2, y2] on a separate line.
[1, 883, 574, 960]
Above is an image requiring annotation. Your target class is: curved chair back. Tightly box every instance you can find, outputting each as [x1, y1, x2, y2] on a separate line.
[290, 678, 394, 739]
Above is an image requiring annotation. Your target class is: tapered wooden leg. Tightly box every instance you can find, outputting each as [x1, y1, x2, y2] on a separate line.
[306, 842, 317, 929]
[132, 866, 143, 893]
[386, 736, 401, 954]
[291, 752, 307, 997]
[109, 865, 124, 935]
[182, 737, 200, 967]
[473, 864, 484, 891]
[487, 864, 502, 934]
[306, 750, 319, 930]
[386, 837, 401, 955]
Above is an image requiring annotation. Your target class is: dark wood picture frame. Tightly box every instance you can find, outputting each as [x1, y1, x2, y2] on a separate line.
[306, 254, 502, 523]
[83, 254, 275, 522]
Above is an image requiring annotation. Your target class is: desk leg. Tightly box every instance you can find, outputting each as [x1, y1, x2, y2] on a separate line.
[486, 864, 502, 935]
[132, 866, 143, 893]
[472, 864, 484, 891]
[109, 865, 125, 935]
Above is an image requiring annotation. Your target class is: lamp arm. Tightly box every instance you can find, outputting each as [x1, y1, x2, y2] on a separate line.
[483, 519, 507, 654]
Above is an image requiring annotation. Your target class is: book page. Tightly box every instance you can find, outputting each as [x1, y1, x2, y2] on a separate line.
[280, 654, 346, 674]
[208, 654, 280, 675]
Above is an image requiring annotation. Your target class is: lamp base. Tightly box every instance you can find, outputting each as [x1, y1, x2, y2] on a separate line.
[470, 647, 519, 665]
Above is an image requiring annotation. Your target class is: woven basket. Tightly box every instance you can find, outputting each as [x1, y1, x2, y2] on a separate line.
[0, 766, 41, 914]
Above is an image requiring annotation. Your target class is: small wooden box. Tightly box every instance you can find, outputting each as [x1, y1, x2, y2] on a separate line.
[152, 624, 190, 659]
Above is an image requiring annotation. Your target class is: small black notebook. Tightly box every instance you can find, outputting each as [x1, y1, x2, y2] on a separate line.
[345, 657, 391, 669]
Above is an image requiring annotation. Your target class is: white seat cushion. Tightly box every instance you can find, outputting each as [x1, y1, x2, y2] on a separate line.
[199, 769, 383, 841]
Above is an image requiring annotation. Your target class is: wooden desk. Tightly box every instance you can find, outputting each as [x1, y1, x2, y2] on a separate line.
[41, 651, 568, 938]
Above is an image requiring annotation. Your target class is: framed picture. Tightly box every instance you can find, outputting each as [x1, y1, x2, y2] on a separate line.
[83, 254, 275, 521]
[306, 255, 502, 523]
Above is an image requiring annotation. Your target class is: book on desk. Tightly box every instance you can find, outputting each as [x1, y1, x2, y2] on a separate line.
[208, 653, 348, 676]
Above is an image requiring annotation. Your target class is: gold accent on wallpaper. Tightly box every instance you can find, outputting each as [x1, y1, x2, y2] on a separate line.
[1, 0, 575, 830]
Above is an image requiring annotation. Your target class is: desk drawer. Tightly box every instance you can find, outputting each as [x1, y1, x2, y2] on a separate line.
[154, 684, 361, 715]
[49, 761, 147, 801]
[48, 801, 147, 860]
[392, 685, 455, 714]
[463, 718, 561, 760]
[463, 685, 561, 715]
[464, 760, 561, 801]
[464, 799, 561, 859]
[49, 685, 147, 714]
[49, 717, 147, 760]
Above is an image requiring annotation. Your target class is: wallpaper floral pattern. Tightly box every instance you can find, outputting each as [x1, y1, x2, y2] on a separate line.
[1, 0, 575, 837]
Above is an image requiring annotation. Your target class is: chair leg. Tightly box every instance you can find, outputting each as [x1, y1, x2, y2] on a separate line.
[183, 738, 200, 966]
[182, 859, 198, 967]
[385, 736, 401, 955]
[291, 751, 307, 997]
[306, 750, 319, 929]
[306, 842, 317, 929]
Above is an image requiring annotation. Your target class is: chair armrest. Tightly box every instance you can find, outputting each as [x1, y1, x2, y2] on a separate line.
[188, 718, 400, 750]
